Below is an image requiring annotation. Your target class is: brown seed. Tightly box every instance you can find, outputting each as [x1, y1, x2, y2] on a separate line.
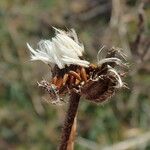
[70, 75, 75, 86]
[76, 68, 81, 74]
[52, 76, 57, 85]
[56, 77, 63, 89]
[75, 79, 80, 85]
[63, 73, 69, 86]
[69, 71, 81, 81]
[80, 67, 87, 82]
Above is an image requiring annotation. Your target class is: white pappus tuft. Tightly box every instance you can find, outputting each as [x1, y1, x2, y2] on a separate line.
[27, 27, 89, 69]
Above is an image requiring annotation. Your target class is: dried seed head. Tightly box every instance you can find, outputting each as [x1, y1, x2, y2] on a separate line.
[27, 28, 128, 105]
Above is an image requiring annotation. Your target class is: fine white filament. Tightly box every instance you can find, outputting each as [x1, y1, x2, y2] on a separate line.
[108, 66, 124, 88]
[27, 27, 89, 69]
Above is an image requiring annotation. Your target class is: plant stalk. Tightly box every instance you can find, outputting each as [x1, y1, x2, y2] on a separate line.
[59, 92, 80, 150]
[67, 115, 77, 150]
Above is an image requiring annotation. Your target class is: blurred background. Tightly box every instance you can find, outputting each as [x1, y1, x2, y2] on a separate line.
[0, 0, 150, 149]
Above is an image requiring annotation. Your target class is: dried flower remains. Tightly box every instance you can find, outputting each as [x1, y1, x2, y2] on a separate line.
[27, 27, 128, 105]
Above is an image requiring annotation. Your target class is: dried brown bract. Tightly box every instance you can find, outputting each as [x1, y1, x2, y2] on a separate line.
[38, 46, 128, 104]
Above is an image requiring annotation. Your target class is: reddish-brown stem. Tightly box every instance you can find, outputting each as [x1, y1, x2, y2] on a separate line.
[67, 115, 77, 150]
[59, 92, 80, 150]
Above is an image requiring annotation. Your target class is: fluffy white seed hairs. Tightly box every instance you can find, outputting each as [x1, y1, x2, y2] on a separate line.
[27, 27, 90, 69]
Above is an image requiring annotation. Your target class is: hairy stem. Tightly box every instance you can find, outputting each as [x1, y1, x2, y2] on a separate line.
[59, 92, 80, 150]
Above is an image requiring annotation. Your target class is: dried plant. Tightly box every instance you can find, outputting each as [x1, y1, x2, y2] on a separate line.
[27, 27, 128, 150]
